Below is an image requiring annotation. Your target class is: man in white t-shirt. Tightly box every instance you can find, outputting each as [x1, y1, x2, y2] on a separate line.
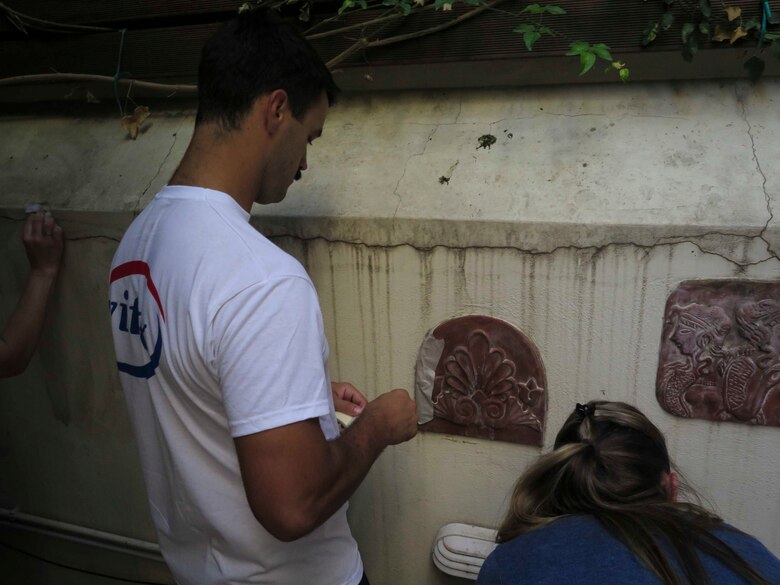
[109, 8, 417, 585]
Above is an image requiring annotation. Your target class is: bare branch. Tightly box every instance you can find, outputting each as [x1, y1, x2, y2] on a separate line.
[0, 2, 115, 33]
[327, 0, 508, 68]
[307, 4, 437, 41]
[368, 0, 507, 49]
[0, 73, 197, 95]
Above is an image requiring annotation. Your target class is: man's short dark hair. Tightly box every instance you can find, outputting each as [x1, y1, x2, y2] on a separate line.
[196, 8, 339, 131]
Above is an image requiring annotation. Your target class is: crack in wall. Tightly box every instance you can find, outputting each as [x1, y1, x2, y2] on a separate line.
[136, 119, 184, 213]
[392, 125, 440, 219]
[268, 231, 779, 271]
[0, 215, 122, 243]
[736, 86, 775, 259]
[3, 214, 776, 270]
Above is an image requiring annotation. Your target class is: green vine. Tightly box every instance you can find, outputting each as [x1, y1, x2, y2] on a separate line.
[329, 0, 630, 79]
[642, 0, 780, 81]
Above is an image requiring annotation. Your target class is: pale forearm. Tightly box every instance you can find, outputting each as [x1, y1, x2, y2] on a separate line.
[0, 270, 57, 377]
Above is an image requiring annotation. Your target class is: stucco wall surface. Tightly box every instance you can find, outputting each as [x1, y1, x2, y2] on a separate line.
[0, 79, 779, 585]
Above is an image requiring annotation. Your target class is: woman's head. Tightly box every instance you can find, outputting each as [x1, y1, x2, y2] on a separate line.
[553, 401, 675, 507]
[497, 401, 677, 542]
[497, 401, 772, 585]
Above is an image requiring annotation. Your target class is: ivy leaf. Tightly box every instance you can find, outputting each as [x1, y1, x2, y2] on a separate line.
[619, 67, 630, 82]
[712, 24, 731, 42]
[743, 18, 760, 32]
[730, 26, 748, 44]
[699, 22, 710, 35]
[538, 25, 553, 35]
[743, 56, 765, 83]
[725, 6, 741, 22]
[682, 34, 698, 61]
[514, 23, 535, 34]
[578, 51, 597, 75]
[660, 12, 675, 31]
[400, 0, 412, 14]
[681, 22, 695, 44]
[590, 43, 612, 61]
[642, 21, 660, 46]
[699, 0, 711, 19]
[566, 40, 590, 55]
[338, 0, 355, 14]
[524, 30, 542, 50]
[522, 4, 565, 15]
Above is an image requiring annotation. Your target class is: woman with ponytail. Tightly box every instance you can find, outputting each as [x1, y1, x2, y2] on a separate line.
[478, 401, 780, 585]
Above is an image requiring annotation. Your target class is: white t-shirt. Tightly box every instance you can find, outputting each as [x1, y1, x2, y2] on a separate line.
[109, 185, 363, 585]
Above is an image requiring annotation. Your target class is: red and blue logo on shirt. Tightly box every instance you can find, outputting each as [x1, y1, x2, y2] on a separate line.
[109, 261, 165, 379]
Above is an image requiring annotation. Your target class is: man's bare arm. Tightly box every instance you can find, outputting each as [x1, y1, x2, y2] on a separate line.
[234, 388, 416, 541]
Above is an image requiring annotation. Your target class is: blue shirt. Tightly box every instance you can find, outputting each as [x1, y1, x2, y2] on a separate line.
[478, 516, 780, 585]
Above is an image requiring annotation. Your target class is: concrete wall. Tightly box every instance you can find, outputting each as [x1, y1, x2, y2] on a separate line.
[1, 79, 779, 585]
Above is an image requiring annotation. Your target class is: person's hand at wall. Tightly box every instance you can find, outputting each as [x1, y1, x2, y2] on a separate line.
[332, 381, 367, 417]
[0, 211, 64, 378]
[359, 388, 418, 446]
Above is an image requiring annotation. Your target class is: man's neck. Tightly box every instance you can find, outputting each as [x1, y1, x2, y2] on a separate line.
[169, 124, 263, 213]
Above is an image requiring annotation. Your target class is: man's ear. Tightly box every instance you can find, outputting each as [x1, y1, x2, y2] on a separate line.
[264, 89, 289, 135]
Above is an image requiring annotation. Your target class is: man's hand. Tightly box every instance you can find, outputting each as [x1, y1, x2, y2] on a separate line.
[331, 381, 366, 416]
[360, 388, 418, 446]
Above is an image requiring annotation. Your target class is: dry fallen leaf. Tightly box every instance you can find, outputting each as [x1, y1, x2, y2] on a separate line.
[730, 26, 748, 44]
[725, 6, 742, 22]
[712, 25, 731, 42]
[121, 105, 151, 140]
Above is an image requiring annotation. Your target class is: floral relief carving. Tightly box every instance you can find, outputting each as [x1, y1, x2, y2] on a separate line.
[657, 280, 780, 427]
[417, 315, 547, 445]
[434, 331, 543, 432]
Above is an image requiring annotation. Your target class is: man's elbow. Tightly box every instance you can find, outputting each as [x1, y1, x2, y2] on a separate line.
[248, 501, 319, 542]
[0, 356, 27, 378]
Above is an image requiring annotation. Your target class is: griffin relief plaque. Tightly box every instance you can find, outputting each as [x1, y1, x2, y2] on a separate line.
[415, 315, 546, 445]
[657, 280, 780, 427]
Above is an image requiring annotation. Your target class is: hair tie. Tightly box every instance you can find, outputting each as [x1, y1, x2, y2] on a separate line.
[576, 403, 595, 418]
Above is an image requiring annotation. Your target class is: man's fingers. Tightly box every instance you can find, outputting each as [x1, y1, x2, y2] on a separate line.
[333, 396, 362, 416]
[342, 386, 367, 408]
[332, 382, 367, 410]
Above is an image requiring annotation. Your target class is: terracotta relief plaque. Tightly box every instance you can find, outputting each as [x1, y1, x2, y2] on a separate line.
[415, 315, 546, 445]
[657, 280, 780, 427]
